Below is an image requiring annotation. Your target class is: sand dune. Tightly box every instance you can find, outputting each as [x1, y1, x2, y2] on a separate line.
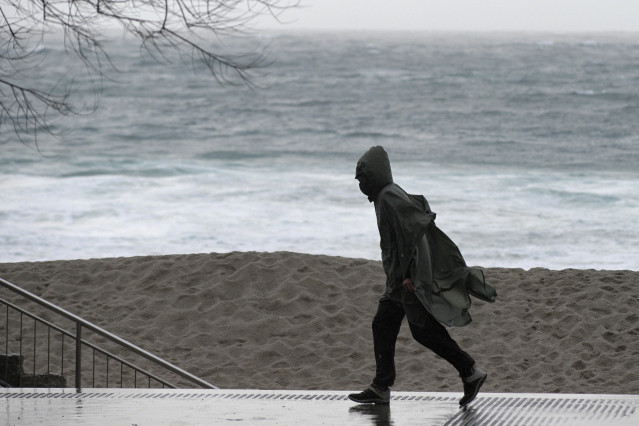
[1, 252, 638, 394]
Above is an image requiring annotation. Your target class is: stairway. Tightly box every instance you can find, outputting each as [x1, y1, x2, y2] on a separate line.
[2, 277, 215, 389]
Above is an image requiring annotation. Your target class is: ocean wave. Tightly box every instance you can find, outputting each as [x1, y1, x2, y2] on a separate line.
[199, 150, 276, 161]
[526, 187, 622, 206]
[3, 32, 639, 268]
[341, 131, 399, 139]
[57, 162, 210, 178]
[275, 99, 336, 108]
[59, 168, 189, 178]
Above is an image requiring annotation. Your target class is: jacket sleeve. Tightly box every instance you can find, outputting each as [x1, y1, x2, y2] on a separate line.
[379, 191, 436, 281]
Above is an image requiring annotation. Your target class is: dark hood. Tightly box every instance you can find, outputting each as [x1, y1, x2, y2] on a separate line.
[355, 146, 393, 202]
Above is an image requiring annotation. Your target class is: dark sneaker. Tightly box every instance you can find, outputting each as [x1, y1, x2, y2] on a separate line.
[459, 366, 487, 407]
[348, 385, 390, 404]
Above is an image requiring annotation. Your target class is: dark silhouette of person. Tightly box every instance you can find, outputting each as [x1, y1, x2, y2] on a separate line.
[349, 146, 497, 407]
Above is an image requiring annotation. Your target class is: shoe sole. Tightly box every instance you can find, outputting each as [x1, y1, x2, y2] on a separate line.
[348, 396, 390, 405]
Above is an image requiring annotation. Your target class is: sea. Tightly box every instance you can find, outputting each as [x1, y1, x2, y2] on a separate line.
[1, 31, 638, 270]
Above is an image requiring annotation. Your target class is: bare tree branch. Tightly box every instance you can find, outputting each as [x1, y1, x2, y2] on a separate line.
[0, 0, 299, 144]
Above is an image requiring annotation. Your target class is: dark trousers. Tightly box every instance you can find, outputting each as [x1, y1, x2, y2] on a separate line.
[371, 299, 475, 388]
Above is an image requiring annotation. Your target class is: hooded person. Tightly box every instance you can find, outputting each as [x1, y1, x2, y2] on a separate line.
[349, 146, 497, 407]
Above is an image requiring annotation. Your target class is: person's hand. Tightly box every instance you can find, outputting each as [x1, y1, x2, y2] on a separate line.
[403, 277, 416, 292]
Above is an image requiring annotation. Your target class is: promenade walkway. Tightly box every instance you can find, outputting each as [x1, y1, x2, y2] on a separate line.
[3, 388, 639, 425]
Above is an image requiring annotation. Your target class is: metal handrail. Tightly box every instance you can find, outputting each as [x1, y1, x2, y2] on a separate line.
[1, 298, 174, 387]
[1, 277, 217, 389]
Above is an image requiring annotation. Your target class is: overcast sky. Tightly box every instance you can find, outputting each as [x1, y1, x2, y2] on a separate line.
[256, 0, 639, 32]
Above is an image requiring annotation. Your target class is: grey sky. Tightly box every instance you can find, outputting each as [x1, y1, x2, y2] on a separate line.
[256, 0, 639, 32]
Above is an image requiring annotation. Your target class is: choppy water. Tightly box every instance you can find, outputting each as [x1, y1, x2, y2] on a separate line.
[2, 31, 638, 269]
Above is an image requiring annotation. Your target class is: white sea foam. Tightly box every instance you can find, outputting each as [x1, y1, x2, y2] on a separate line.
[2, 157, 637, 270]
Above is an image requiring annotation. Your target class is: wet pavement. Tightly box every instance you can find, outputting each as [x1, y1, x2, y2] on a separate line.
[2, 388, 639, 425]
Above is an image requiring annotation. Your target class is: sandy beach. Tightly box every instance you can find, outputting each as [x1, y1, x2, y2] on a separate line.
[1, 251, 638, 394]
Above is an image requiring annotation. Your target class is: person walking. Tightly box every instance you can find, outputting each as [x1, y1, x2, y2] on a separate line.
[349, 146, 497, 407]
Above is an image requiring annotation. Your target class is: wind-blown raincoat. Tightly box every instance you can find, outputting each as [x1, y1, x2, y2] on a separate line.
[356, 146, 497, 327]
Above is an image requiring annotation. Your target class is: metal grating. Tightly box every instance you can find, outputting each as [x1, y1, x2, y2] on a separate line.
[444, 394, 639, 426]
[2, 389, 352, 400]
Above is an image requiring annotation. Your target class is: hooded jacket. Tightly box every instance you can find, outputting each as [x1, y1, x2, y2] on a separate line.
[356, 146, 497, 327]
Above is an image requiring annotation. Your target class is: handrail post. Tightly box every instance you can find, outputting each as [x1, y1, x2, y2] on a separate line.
[75, 322, 82, 391]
